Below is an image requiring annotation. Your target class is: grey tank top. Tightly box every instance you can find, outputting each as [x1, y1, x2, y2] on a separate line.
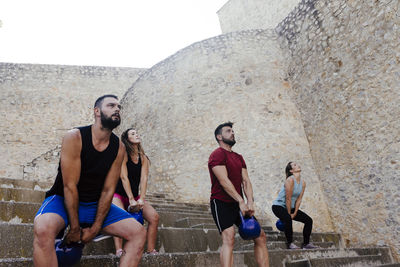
[272, 176, 302, 209]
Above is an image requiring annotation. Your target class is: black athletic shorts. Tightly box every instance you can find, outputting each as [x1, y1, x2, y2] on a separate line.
[210, 198, 241, 233]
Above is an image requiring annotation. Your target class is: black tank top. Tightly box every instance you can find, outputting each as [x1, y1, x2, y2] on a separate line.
[115, 155, 142, 198]
[46, 125, 119, 202]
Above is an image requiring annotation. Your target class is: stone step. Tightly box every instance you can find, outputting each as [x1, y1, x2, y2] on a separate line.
[270, 248, 393, 267]
[86, 228, 304, 255]
[158, 210, 270, 229]
[0, 178, 169, 201]
[158, 211, 219, 227]
[286, 255, 387, 267]
[233, 232, 340, 251]
[0, 178, 52, 191]
[174, 217, 215, 228]
[188, 223, 273, 233]
[146, 197, 209, 206]
[0, 201, 41, 223]
[1, 224, 222, 258]
[189, 223, 273, 231]
[147, 196, 178, 203]
[0, 248, 394, 267]
[173, 216, 271, 230]
[154, 207, 209, 216]
[150, 201, 210, 210]
[82, 227, 222, 256]
[0, 187, 175, 203]
[264, 231, 342, 246]
[0, 187, 208, 212]
[151, 203, 209, 212]
[190, 223, 222, 229]
[0, 222, 344, 258]
[0, 200, 214, 226]
[0, 188, 44, 203]
[242, 241, 335, 250]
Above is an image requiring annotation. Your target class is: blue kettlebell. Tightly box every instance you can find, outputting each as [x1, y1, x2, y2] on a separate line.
[275, 219, 285, 231]
[55, 239, 84, 267]
[130, 209, 144, 225]
[238, 212, 261, 240]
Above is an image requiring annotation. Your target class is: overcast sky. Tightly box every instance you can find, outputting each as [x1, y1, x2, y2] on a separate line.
[0, 0, 227, 68]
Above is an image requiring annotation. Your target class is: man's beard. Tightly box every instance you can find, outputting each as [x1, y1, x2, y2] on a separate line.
[222, 137, 236, 146]
[100, 111, 120, 130]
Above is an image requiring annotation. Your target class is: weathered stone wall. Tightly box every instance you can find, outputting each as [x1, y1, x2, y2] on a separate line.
[3, 0, 396, 256]
[276, 0, 400, 258]
[217, 0, 301, 33]
[119, 30, 334, 231]
[0, 63, 145, 181]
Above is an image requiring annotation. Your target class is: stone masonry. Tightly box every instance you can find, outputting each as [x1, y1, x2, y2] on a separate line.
[275, 0, 400, 260]
[218, 0, 400, 260]
[119, 30, 334, 233]
[0, 63, 145, 180]
[218, 0, 301, 33]
[1, 0, 399, 261]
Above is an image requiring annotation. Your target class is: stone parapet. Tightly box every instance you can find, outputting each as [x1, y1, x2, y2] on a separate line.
[0, 63, 145, 180]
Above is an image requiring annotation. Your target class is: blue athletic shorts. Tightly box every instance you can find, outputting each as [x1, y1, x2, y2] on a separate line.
[35, 195, 133, 228]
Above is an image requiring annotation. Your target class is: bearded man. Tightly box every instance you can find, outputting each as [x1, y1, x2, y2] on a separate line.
[33, 95, 146, 267]
[208, 122, 269, 267]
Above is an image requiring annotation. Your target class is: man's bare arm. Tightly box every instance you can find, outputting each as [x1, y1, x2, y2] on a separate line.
[61, 129, 82, 243]
[241, 168, 255, 216]
[81, 141, 125, 243]
[212, 165, 248, 214]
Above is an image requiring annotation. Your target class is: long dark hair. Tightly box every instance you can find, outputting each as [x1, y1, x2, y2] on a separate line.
[121, 128, 147, 160]
[285, 162, 293, 178]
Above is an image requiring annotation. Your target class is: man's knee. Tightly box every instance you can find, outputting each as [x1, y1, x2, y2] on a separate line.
[124, 221, 146, 241]
[255, 231, 267, 245]
[34, 223, 51, 241]
[34, 219, 61, 246]
[151, 212, 159, 224]
[221, 227, 235, 247]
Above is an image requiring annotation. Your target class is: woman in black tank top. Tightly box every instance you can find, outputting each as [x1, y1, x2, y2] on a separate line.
[112, 128, 160, 256]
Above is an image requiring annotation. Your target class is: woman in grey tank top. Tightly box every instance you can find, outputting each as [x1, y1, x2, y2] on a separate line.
[271, 162, 318, 249]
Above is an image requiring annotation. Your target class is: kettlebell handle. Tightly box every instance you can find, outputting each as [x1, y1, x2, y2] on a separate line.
[239, 211, 246, 224]
[57, 238, 84, 250]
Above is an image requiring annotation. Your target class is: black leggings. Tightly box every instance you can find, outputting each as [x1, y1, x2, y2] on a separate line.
[272, 205, 313, 245]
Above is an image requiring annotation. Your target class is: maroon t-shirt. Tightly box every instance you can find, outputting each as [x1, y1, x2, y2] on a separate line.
[208, 147, 247, 203]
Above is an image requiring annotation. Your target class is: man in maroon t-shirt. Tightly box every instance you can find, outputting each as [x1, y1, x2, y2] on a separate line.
[208, 122, 269, 267]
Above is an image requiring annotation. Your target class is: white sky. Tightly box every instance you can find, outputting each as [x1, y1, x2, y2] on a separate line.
[0, 0, 227, 68]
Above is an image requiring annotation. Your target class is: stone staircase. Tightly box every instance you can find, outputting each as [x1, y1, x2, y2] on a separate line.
[0, 177, 398, 267]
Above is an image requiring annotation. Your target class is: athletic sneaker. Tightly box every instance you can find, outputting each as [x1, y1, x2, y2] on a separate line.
[116, 249, 125, 257]
[146, 249, 159, 255]
[288, 243, 300, 249]
[302, 243, 319, 249]
[93, 234, 111, 242]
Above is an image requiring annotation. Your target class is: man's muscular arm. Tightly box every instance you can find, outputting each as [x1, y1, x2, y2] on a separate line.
[242, 168, 255, 217]
[62, 129, 82, 244]
[81, 141, 125, 243]
[212, 165, 249, 215]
